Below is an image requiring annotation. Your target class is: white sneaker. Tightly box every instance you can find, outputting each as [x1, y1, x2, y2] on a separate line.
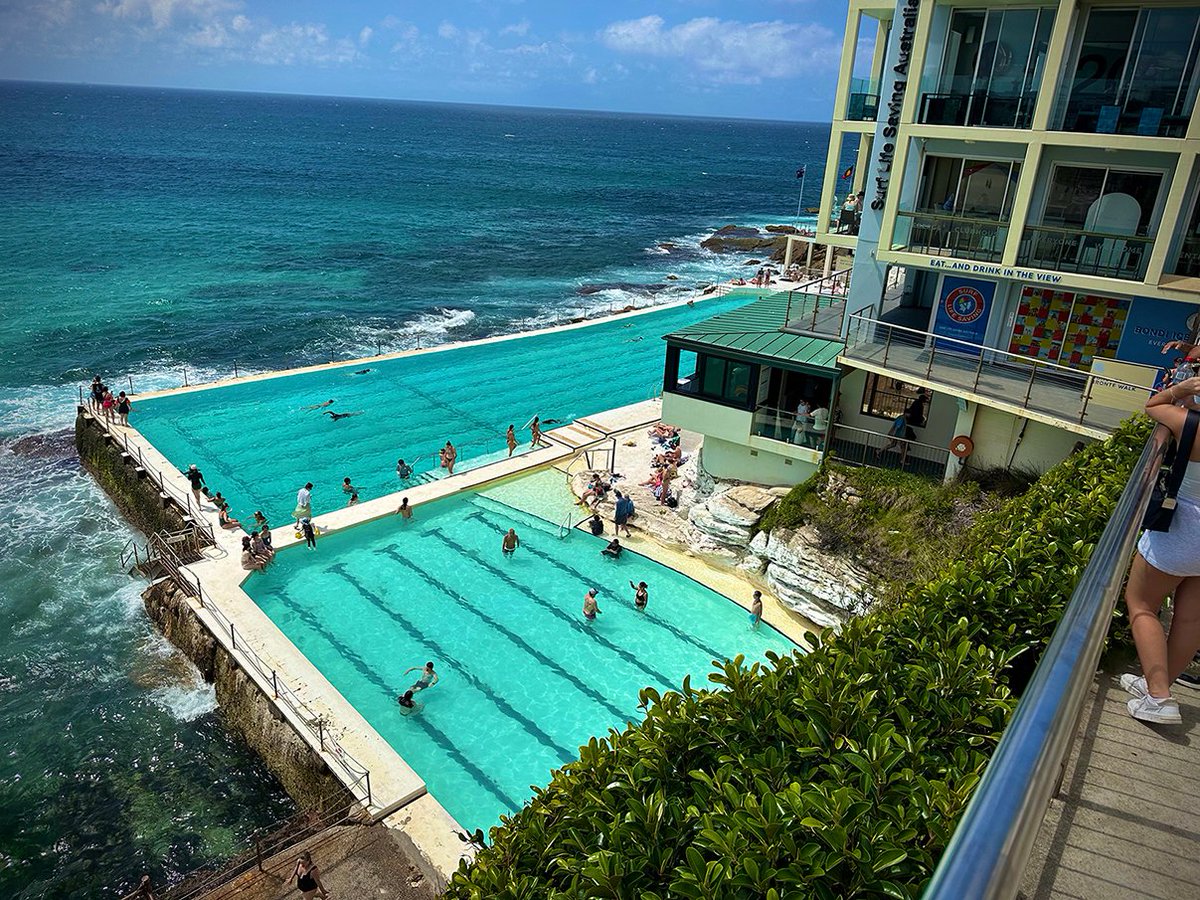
[1127, 694, 1182, 725]
[1120, 673, 1148, 698]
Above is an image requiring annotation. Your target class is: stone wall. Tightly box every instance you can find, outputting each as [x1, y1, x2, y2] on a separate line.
[142, 579, 356, 812]
[75, 411, 188, 536]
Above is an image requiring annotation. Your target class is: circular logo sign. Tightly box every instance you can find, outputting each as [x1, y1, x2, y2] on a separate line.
[945, 285, 986, 324]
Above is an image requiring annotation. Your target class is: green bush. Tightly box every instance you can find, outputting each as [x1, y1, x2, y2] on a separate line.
[445, 418, 1150, 900]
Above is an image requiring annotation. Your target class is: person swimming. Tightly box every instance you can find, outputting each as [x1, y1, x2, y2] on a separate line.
[404, 661, 438, 693]
[630, 580, 648, 611]
[396, 689, 421, 715]
[352, 368, 372, 375]
[303, 399, 335, 410]
[324, 410, 363, 421]
[396, 458, 413, 479]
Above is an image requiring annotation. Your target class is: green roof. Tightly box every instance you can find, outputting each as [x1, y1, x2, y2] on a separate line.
[664, 292, 843, 374]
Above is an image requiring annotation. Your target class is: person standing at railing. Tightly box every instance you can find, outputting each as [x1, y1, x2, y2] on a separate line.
[116, 390, 132, 426]
[1120, 376, 1200, 725]
[792, 399, 813, 445]
[185, 464, 206, 511]
[809, 405, 830, 451]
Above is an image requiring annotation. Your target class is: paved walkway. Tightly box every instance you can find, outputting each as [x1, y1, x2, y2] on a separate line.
[198, 824, 434, 900]
[1021, 658, 1200, 899]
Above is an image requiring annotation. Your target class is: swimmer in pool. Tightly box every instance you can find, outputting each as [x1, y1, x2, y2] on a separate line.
[303, 399, 335, 410]
[324, 410, 363, 421]
[404, 661, 439, 693]
[396, 690, 422, 715]
[501, 528, 520, 556]
[582, 589, 601, 623]
[352, 368, 372, 375]
[630, 580, 648, 612]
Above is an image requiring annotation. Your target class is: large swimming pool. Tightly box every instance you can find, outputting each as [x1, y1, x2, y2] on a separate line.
[245, 488, 796, 830]
[134, 293, 755, 524]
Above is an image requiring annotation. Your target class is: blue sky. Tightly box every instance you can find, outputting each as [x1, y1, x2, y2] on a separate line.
[0, 1, 850, 120]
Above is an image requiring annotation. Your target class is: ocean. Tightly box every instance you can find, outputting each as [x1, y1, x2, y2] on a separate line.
[0, 80, 834, 897]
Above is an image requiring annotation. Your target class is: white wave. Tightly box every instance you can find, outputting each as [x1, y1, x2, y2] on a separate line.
[150, 678, 218, 721]
[336, 307, 479, 358]
[642, 245, 670, 255]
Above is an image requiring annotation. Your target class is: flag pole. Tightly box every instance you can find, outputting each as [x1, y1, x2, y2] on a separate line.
[795, 170, 806, 219]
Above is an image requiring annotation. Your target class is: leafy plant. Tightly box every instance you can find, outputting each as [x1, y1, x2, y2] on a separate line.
[444, 418, 1150, 899]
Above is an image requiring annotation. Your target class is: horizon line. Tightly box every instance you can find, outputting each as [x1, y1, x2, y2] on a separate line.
[0, 77, 828, 127]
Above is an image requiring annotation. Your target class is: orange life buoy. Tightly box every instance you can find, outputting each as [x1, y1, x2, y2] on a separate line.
[950, 435, 974, 459]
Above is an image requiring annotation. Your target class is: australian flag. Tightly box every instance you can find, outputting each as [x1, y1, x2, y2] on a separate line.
[795, 166, 806, 179]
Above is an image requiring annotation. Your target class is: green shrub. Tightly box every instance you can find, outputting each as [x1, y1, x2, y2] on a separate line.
[445, 418, 1150, 900]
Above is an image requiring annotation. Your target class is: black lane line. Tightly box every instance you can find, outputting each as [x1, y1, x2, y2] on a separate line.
[327, 563, 577, 765]
[378, 546, 633, 722]
[268, 591, 522, 813]
[467, 507, 731, 663]
[428, 527, 678, 691]
[398, 380, 496, 434]
[470, 493, 563, 530]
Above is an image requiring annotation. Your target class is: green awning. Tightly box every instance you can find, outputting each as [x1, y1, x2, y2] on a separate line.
[664, 293, 843, 374]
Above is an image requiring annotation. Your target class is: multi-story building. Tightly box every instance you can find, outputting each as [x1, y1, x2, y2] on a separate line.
[666, 0, 1200, 484]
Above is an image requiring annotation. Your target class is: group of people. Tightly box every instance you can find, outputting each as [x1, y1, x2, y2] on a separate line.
[88, 375, 132, 426]
[791, 399, 831, 449]
[876, 387, 929, 466]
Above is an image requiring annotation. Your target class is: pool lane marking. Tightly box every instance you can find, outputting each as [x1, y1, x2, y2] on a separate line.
[466, 506, 731, 663]
[327, 563, 578, 765]
[262, 589, 523, 814]
[377, 547, 634, 722]
[427, 527, 679, 690]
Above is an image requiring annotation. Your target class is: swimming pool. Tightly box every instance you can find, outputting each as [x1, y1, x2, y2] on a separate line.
[133, 294, 755, 525]
[245, 489, 796, 830]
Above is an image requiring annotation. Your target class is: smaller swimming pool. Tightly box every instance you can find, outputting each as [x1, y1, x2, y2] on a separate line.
[246, 485, 795, 830]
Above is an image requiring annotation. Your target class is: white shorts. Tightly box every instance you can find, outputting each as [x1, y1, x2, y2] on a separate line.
[1138, 497, 1200, 578]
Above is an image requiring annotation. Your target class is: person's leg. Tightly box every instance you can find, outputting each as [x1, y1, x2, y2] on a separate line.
[1125, 553, 1184, 697]
[1167, 576, 1200, 683]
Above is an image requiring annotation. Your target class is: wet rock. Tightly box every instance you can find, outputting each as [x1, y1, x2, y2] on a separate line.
[715, 224, 760, 237]
[765, 224, 801, 234]
[9, 429, 75, 458]
[743, 258, 761, 266]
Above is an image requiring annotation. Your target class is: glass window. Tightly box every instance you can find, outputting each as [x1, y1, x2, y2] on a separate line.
[917, 156, 1020, 219]
[674, 350, 698, 393]
[1060, 7, 1200, 135]
[861, 375, 930, 426]
[701, 356, 728, 398]
[1042, 166, 1162, 232]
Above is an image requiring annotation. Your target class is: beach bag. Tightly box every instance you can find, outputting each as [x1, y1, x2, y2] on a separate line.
[1143, 409, 1200, 533]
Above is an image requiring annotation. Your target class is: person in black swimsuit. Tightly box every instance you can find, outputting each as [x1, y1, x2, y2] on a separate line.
[293, 851, 328, 899]
[116, 391, 132, 426]
[630, 580, 648, 612]
[324, 410, 362, 421]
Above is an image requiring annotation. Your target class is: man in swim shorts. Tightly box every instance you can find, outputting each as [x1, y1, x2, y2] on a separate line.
[302, 399, 335, 410]
[502, 529, 520, 556]
[582, 589, 601, 623]
[324, 410, 362, 421]
[404, 662, 439, 693]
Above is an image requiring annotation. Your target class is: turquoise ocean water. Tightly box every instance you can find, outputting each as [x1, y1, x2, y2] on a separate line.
[0, 81, 833, 897]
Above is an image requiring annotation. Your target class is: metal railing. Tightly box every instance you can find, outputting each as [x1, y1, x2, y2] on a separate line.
[781, 269, 852, 334]
[893, 210, 1010, 263]
[750, 403, 828, 448]
[1018, 224, 1155, 281]
[843, 314, 1149, 434]
[150, 535, 374, 809]
[923, 425, 1171, 899]
[828, 422, 951, 477]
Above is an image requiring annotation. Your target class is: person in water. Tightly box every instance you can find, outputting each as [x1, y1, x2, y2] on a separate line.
[353, 368, 372, 375]
[630, 580, 648, 612]
[324, 409, 362, 421]
[502, 528, 520, 556]
[397, 497, 413, 520]
[302, 399, 334, 410]
[506, 425, 517, 457]
[601, 538, 622, 559]
[396, 458, 413, 479]
[440, 441, 457, 475]
[404, 661, 439, 693]
[396, 689, 421, 715]
[582, 589, 601, 623]
[749, 590, 763, 629]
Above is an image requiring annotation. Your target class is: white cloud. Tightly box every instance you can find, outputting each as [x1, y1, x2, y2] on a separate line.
[437, 21, 459, 40]
[253, 23, 359, 66]
[601, 15, 838, 84]
[96, 0, 237, 30]
[582, 67, 597, 84]
[358, 25, 372, 47]
[500, 20, 530, 37]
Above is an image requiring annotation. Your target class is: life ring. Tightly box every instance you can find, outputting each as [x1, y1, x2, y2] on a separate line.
[950, 435, 974, 459]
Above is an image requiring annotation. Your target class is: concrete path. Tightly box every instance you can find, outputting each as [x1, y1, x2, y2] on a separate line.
[1021, 659, 1200, 899]
[198, 824, 435, 900]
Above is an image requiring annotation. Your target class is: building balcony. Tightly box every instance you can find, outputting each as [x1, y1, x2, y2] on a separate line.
[917, 91, 1035, 129]
[1016, 225, 1154, 281]
[1057, 101, 1190, 138]
[841, 314, 1143, 435]
[892, 211, 1008, 263]
[846, 78, 879, 122]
